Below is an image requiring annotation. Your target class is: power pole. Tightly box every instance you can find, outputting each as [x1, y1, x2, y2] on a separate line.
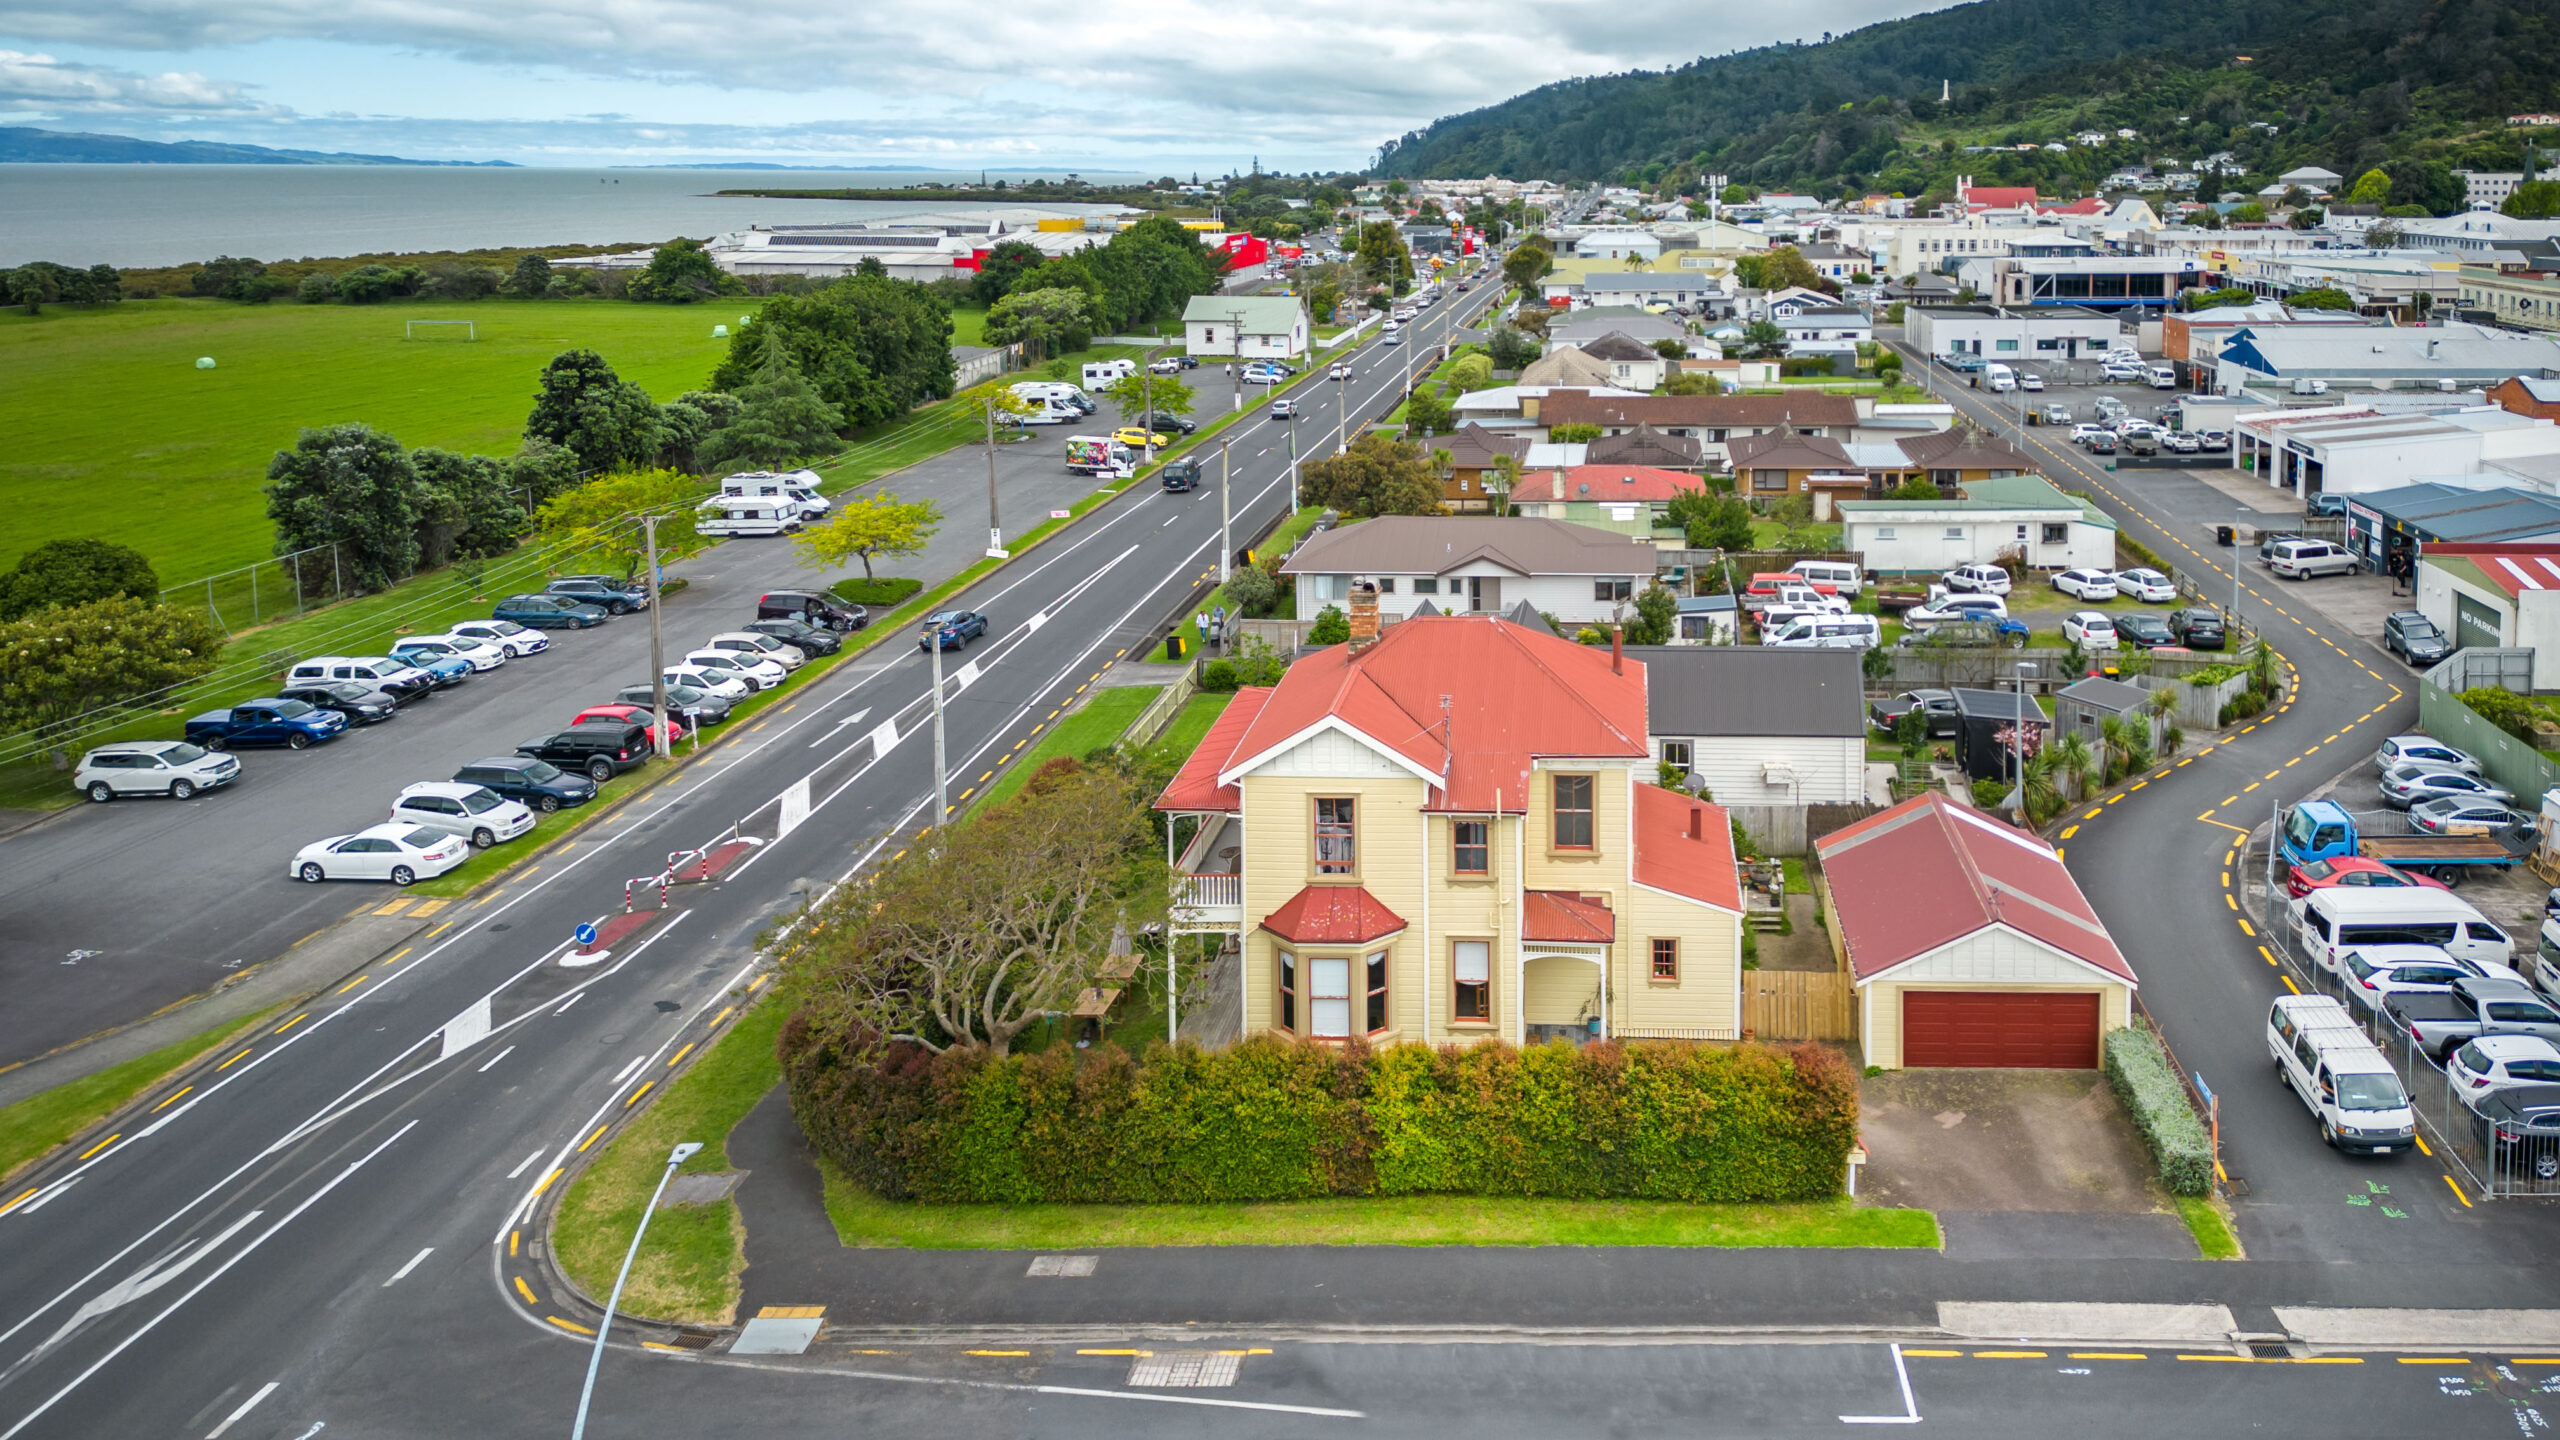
[1287, 414, 1300, 513]
[641, 513, 670, 759]
[929, 623, 949, 829]
[983, 395, 1006, 558]
[1219, 436, 1233, 585]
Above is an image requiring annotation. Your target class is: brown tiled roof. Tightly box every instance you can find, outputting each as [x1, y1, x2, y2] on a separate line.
[1577, 331, 1663, 362]
[1586, 425, 1705, 468]
[1539, 392, 1858, 430]
[1725, 429, 1859, 471]
[1438, 423, 1531, 469]
[1896, 426, 2039, 470]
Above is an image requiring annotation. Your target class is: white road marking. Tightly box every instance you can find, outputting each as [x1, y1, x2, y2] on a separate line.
[476, 1045, 515, 1073]
[506, 1150, 543, 1181]
[609, 1055, 647, 1087]
[204, 1381, 279, 1439]
[1839, 1343, 1922, 1425]
[553, 993, 583, 1015]
[714, 1355, 1364, 1419]
[437, 996, 492, 1060]
[382, 1247, 433, 1287]
[1161, 514, 1177, 527]
[807, 708, 871, 749]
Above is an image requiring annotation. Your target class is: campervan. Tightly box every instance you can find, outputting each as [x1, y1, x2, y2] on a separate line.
[695, 495, 803, 537]
[720, 470, 830, 519]
[1082, 358, 1138, 390]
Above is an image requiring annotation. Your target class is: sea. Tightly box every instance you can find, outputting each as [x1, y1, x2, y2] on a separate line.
[0, 165, 1141, 269]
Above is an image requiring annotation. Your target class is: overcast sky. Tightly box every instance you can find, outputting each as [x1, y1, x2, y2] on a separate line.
[0, 1, 1932, 169]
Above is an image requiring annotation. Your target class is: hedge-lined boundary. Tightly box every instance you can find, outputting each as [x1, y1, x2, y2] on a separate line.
[782, 1027, 1858, 1205]
[2104, 1022, 2213, 1196]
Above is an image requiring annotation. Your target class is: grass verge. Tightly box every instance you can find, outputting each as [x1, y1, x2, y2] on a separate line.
[1144, 692, 1233, 768]
[817, 1168, 1940, 1250]
[0, 1004, 281, 1186]
[553, 995, 785, 1326]
[972, 685, 1162, 812]
[2175, 1194, 2242, 1259]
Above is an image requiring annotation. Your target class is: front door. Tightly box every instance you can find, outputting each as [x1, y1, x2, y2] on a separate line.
[1467, 577, 1502, 612]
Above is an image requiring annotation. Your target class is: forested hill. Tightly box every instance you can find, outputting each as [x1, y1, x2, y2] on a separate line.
[1372, 0, 2560, 200]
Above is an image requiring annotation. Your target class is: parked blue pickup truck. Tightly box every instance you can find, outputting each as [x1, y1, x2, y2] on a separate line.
[2279, 799, 2525, 885]
[184, 697, 349, 751]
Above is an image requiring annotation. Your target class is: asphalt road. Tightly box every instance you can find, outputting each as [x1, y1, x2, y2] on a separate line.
[1888, 336, 2560, 1261]
[0, 274, 1502, 1440]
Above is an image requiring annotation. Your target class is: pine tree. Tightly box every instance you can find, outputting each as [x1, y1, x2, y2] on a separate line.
[698, 331, 844, 472]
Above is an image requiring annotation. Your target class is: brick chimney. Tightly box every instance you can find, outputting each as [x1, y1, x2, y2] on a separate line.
[1611, 624, 1624, 674]
[1688, 804, 1704, 840]
[1348, 581, 1380, 654]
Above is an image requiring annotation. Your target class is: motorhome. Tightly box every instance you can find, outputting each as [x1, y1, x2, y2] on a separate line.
[720, 470, 830, 519]
[1082, 358, 1138, 390]
[695, 494, 803, 537]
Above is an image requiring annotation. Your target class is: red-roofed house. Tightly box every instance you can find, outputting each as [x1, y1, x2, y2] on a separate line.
[1509, 464, 1705, 531]
[1815, 792, 2137, 1069]
[1955, 178, 2040, 212]
[1156, 606, 1742, 1047]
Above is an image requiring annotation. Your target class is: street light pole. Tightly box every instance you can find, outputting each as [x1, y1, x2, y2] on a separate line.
[1288, 414, 1300, 513]
[2012, 660, 2037, 809]
[641, 514, 669, 759]
[2233, 509, 2249, 627]
[928, 623, 949, 829]
[1219, 436, 1233, 585]
[570, 1141, 700, 1440]
[983, 394, 1006, 559]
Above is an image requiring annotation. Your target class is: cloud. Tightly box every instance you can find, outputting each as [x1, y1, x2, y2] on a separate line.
[0, 48, 282, 115]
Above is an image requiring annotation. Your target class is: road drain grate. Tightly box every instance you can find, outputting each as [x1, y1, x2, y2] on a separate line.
[1128, 1353, 1239, 1388]
[1025, 1255, 1097, 1277]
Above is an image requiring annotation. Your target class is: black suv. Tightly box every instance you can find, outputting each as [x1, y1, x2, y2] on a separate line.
[545, 575, 650, 615]
[2384, 610, 2450, 666]
[1160, 457, 1204, 493]
[277, 680, 399, 724]
[515, 722, 651, 782]
[2168, 607, 2227, 649]
[1137, 412, 1197, 435]
[454, 755, 599, 812]
[745, 617, 842, 656]
[755, 589, 869, 632]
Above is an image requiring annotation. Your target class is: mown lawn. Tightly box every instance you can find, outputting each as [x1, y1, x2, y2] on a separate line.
[0, 297, 756, 578]
[972, 684, 1161, 812]
[1143, 693, 1233, 768]
[0, 1004, 281, 1187]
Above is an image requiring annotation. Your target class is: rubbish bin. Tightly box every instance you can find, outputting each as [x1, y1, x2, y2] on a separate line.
[2216, 525, 2235, 547]
[1165, 633, 1189, 660]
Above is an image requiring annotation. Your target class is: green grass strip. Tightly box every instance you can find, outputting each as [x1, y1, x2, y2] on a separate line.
[0, 1004, 281, 1185]
[1143, 693, 1232, 768]
[972, 685, 1160, 812]
[817, 1168, 1939, 1250]
[553, 995, 786, 1326]
[2175, 1194, 2242, 1259]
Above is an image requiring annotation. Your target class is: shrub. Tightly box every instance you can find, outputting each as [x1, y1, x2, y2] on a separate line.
[779, 1027, 1858, 1204]
[2462, 686, 2539, 742]
[1307, 604, 1349, 645]
[1225, 565, 1279, 618]
[831, 575, 925, 607]
[1970, 778, 2011, 808]
[2116, 534, 2171, 575]
[1198, 659, 1239, 692]
[2103, 1022, 2213, 1196]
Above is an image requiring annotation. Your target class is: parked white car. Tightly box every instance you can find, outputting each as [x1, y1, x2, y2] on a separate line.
[1942, 563, 2013, 596]
[2339, 944, 2521, 1016]
[1907, 591, 2011, 625]
[2114, 567, 2177, 604]
[390, 634, 508, 672]
[74, 740, 240, 803]
[290, 823, 470, 886]
[2266, 538, 2359, 579]
[660, 664, 752, 701]
[2449, 1034, 2560, 1095]
[2052, 568, 2121, 601]
[704, 631, 807, 670]
[447, 618, 550, 657]
[681, 648, 786, 691]
[2062, 611, 2119, 648]
[390, 781, 536, 849]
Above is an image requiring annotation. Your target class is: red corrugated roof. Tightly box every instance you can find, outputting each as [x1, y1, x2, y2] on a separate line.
[1510, 465, 1704, 504]
[1220, 616, 1647, 812]
[1961, 185, 2039, 209]
[1631, 782, 1741, 911]
[2426, 543, 2560, 598]
[1814, 792, 2135, 984]
[2035, 197, 2107, 215]
[1523, 890, 1617, 943]
[1153, 688, 1273, 812]
[1260, 885, 1406, 944]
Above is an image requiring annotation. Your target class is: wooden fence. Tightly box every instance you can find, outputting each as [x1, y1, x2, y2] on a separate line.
[1742, 969, 1858, 1042]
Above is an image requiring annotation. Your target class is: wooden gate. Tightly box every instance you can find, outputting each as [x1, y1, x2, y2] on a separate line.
[1742, 970, 1858, 1042]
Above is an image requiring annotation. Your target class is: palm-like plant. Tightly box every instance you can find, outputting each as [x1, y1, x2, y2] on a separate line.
[2097, 715, 2131, 784]
[2050, 731, 2097, 800]
[2020, 744, 2064, 823]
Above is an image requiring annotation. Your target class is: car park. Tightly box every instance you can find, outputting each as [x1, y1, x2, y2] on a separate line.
[705, 631, 807, 670]
[386, 649, 472, 688]
[2196, 428, 2231, 449]
[2265, 537, 2359, 579]
[1787, 559, 1863, 597]
[2018, 372, 2044, 391]
[2062, 611, 2119, 649]
[1240, 365, 1287, 385]
[2390, 976, 2560, 1062]
[277, 680, 399, 725]
[74, 741, 238, 803]
[517, 722, 653, 782]
[2377, 735, 2481, 775]
[681, 648, 786, 691]
[743, 618, 841, 656]
[447, 618, 550, 657]
[2384, 611, 2450, 666]
[2113, 567, 2176, 603]
[1111, 425, 1176, 449]
[2380, 763, 2514, 809]
[453, 755, 597, 812]
[2114, 611, 2177, 648]
[2307, 493, 2350, 518]
[2168, 608, 2227, 649]
[2340, 944, 2519, 1016]
[920, 610, 989, 651]
[390, 634, 507, 673]
[1761, 613, 1880, 649]
[185, 698, 349, 751]
[546, 575, 650, 613]
[1146, 357, 1185, 374]
[2068, 423, 2110, 447]
[613, 682, 731, 725]
[1135, 412, 1196, 435]
[1942, 563, 2012, 596]
[2052, 568, 2120, 601]
[390, 781, 536, 849]
[494, 594, 607, 630]
[659, 664, 751, 702]
[2267, 994, 2417, 1154]
[1869, 689, 1961, 737]
[571, 703, 688, 746]
[285, 656, 435, 702]
[2285, 856, 2452, 899]
[2164, 431, 2200, 455]
[2410, 796, 2536, 836]
[754, 588, 868, 632]
[1907, 592, 2011, 626]
[291, 823, 470, 886]
[2464, 1083, 2560, 1181]
[2084, 431, 2118, 455]
[2450, 1035, 2560, 1096]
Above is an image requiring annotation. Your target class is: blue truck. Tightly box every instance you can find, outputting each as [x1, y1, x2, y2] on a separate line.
[184, 698, 349, 751]
[2279, 799, 2525, 884]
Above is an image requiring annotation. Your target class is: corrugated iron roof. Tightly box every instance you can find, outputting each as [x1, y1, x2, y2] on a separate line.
[1632, 783, 1742, 911]
[1523, 890, 1617, 943]
[1153, 687, 1273, 813]
[1260, 884, 1406, 944]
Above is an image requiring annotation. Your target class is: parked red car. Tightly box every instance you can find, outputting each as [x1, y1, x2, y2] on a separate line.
[2283, 854, 2452, 900]
[571, 704, 686, 746]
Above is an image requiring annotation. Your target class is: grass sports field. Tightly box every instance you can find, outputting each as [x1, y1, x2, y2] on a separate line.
[0, 298, 756, 580]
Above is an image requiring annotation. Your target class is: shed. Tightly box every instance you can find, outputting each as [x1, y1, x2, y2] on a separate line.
[1951, 687, 2051, 782]
[2052, 676, 2155, 749]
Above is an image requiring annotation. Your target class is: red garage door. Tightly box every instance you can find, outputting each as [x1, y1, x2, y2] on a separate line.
[1902, 992, 2101, 1068]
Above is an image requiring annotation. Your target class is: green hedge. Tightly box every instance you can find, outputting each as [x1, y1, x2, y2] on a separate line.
[831, 575, 925, 606]
[781, 1025, 1857, 1205]
[2115, 533, 2171, 576]
[2103, 1022, 2213, 1196]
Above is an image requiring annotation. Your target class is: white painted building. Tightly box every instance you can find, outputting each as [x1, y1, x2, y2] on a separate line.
[1279, 517, 1658, 627]
[1183, 294, 1310, 361]
[1903, 305, 2126, 361]
[1639, 647, 1869, 813]
[1834, 476, 2116, 574]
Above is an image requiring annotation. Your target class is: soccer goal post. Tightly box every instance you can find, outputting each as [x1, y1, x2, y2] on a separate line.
[404, 320, 477, 341]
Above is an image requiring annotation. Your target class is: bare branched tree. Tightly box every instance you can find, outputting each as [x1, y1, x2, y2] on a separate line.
[779, 762, 1171, 1056]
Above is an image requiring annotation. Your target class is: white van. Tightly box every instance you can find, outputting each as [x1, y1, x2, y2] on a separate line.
[1081, 358, 1137, 390]
[2530, 917, 2560, 1000]
[1787, 559, 1863, 597]
[2288, 887, 2513, 975]
[1763, 613, 1881, 649]
[720, 470, 830, 519]
[1984, 362, 2015, 393]
[695, 495, 803, 537]
[2144, 362, 2178, 390]
[2266, 994, 2417, 1154]
[1009, 381, 1090, 422]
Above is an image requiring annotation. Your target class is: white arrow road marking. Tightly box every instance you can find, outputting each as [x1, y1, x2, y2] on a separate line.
[32, 1209, 265, 1357]
[808, 708, 870, 749]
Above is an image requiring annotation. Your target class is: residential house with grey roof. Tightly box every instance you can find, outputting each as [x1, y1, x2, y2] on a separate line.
[1280, 517, 1659, 627]
[1183, 294, 1310, 360]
